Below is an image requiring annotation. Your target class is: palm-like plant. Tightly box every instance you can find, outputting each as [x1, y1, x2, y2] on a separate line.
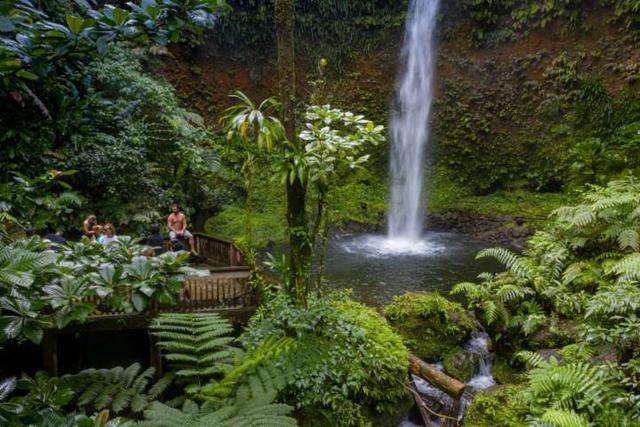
[221, 91, 285, 264]
[222, 91, 284, 152]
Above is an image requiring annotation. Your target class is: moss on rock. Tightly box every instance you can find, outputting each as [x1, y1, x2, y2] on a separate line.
[384, 291, 476, 360]
[443, 346, 479, 381]
[464, 385, 528, 427]
[492, 356, 523, 385]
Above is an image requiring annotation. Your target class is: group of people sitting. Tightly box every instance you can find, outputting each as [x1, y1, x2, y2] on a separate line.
[82, 216, 117, 245]
[80, 204, 198, 254]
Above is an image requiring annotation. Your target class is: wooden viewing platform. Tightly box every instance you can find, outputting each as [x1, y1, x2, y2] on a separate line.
[43, 232, 258, 375]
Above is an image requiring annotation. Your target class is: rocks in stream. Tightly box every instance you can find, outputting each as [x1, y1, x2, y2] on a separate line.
[384, 291, 476, 361]
[443, 346, 480, 382]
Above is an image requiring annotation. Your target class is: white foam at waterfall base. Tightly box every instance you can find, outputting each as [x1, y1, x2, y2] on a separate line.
[339, 234, 446, 258]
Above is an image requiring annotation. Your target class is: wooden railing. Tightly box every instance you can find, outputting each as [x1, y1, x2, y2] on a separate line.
[193, 232, 244, 267]
[87, 272, 255, 318]
[159, 274, 257, 312]
[85, 232, 252, 318]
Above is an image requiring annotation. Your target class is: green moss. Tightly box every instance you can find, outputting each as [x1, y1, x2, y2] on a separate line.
[492, 357, 523, 385]
[443, 346, 478, 382]
[464, 385, 528, 427]
[330, 168, 387, 227]
[429, 187, 574, 219]
[384, 291, 476, 360]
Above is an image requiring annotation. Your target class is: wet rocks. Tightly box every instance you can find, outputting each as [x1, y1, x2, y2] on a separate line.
[443, 346, 480, 382]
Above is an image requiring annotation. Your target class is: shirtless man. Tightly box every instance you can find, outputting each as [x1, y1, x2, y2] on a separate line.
[167, 204, 196, 253]
[82, 215, 99, 241]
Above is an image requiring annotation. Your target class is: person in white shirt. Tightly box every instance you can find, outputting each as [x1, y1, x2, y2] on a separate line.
[98, 223, 117, 245]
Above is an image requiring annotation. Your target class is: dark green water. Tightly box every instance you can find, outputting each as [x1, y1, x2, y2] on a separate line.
[321, 232, 498, 307]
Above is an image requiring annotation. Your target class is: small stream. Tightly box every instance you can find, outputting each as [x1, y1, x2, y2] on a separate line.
[401, 332, 496, 426]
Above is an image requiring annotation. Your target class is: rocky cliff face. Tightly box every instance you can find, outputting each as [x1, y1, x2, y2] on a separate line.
[154, 2, 640, 203]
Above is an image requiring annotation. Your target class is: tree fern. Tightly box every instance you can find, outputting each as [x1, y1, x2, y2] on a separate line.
[149, 313, 236, 395]
[201, 337, 297, 404]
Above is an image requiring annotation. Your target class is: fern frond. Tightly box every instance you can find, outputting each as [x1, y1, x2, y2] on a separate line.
[60, 363, 170, 414]
[477, 247, 534, 280]
[516, 350, 544, 368]
[617, 228, 639, 251]
[150, 313, 236, 395]
[607, 253, 640, 282]
[540, 409, 590, 427]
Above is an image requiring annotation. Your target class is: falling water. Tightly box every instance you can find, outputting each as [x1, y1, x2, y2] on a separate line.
[388, 0, 441, 241]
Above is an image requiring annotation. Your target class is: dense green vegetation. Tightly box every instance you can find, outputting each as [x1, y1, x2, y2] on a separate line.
[3, 0, 640, 426]
[455, 177, 640, 425]
[0, 237, 192, 344]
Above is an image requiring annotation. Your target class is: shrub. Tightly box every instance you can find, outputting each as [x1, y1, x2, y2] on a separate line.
[243, 291, 408, 427]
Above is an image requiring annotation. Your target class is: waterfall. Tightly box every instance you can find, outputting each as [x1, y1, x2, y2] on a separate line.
[388, 0, 441, 241]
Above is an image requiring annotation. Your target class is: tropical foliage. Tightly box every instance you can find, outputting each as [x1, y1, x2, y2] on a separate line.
[455, 176, 640, 426]
[0, 237, 192, 344]
[150, 313, 237, 395]
[242, 291, 408, 426]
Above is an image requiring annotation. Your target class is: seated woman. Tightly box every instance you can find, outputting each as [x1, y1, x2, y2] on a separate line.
[98, 223, 117, 245]
[82, 215, 99, 241]
[92, 224, 103, 242]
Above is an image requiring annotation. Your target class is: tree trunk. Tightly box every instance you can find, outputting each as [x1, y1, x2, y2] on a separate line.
[408, 354, 466, 398]
[275, 0, 296, 142]
[275, 0, 311, 306]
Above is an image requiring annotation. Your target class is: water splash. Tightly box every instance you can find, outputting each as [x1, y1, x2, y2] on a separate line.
[339, 234, 446, 258]
[388, 0, 441, 240]
[464, 332, 496, 391]
[458, 332, 496, 421]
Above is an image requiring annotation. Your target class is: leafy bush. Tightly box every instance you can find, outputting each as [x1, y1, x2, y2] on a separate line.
[242, 291, 408, 426]
[384, 291, 476, 360]
[0, 170, 84, 237]
[0, 237, 192, 344]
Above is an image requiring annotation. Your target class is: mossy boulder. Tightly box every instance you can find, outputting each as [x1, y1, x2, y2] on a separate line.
[443, 346, 479, 382]
[464, 385, 528, 427]
[528, 318, 577, 349]
[492, 356, 523, 385]
[384, 291, 476, 360]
